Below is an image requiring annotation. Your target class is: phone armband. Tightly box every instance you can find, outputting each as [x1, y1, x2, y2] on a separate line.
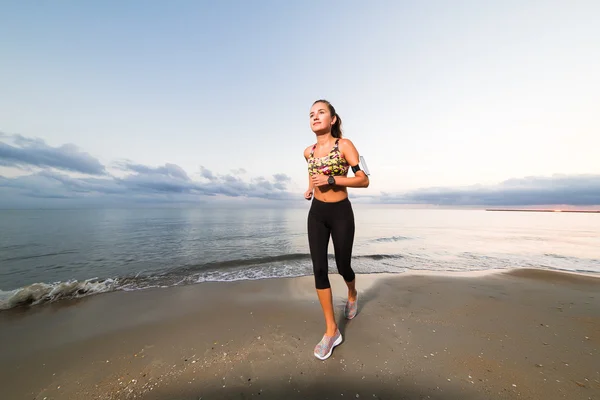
[359, 156, 370, 176]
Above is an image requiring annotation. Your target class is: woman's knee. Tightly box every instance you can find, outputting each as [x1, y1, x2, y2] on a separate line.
[338, 263, 355, 283]
[314, 271, 331, 289]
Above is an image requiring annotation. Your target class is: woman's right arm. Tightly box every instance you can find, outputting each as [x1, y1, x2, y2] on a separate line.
[304, 146, 314, 199]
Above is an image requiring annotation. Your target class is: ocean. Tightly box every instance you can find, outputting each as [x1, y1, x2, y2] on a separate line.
[1, 203, 599, 310]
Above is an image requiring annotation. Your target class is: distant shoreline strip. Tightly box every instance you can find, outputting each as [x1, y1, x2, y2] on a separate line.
[486, 209, 600, 213]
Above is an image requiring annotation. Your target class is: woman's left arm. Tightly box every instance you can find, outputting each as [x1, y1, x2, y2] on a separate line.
[334, 139, 369, 188]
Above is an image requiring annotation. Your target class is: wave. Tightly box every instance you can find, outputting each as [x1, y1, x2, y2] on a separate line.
[0, 243, 41, 251]
[361, 254, 401, 260]
[176, 253, 311, 272]
[544, 253, 569, 259]
[542, 253, 600, 266]
[372, 236, 412, 243]
[0, 252, 404, 311]
[2, 250, 597, 312]
[0, 278, 116, 310]
[1, 250, 79, 262]
[162, 253, 402, 275]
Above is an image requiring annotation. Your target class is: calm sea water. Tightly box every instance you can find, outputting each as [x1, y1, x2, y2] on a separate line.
[1, 204, 599, 310]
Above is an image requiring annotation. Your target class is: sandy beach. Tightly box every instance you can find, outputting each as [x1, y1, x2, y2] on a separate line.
[1, 268, 599, 400]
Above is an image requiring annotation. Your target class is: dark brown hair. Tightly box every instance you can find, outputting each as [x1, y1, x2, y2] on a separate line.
[313, 99, 343, 138]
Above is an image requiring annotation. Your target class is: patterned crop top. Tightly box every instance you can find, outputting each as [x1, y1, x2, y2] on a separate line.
[307, 139, 350, 176]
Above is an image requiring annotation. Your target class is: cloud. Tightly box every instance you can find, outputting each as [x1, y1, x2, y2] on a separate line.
[0, 170, 126, 199]
[272, 173, 291, 191]
[116, 161, 191, 181]
[273, 173, 291, 182]
[0, 166, 294, 205]
[199, 166, 217, 181]
[381, 174, 600, 206]
[3, 133, 598, 208]
[0, 133, 106, 175]
[0, 132, 296, 208]
[199, 170, 292, 199]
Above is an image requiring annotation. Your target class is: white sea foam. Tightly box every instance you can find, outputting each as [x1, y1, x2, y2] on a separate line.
[1, 252, 598, 311]
[0, 278, 116, 310]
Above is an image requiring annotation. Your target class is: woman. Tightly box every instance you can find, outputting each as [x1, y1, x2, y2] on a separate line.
[303, 99, 370, 360]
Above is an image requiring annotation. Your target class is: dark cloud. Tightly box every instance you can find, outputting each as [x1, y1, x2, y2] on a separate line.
[200, 166, 217, 181]
[0, 170, 126, 200]
[273, 173, 291, 182]
[116, 161, 190, 181]
[200, 171, 292, 199]
[254, 177, 273, 191]
[0, 133, 294, 206]
[194, 168, 293, 199]
[0, 133, 106, 175]
[40, 170, 125, 194]
[0, 163, 293, 208]
[381, 174, 600, 206]
[272, 173, 291, 191]
[3, 133, 597, 208]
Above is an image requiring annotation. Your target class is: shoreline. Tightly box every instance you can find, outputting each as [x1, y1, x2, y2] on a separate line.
[1, 267, 599, 399]
[486, 208, 600, 213]
[3, 266, 600, 313]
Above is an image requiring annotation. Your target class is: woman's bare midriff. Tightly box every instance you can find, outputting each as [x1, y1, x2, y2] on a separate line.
[313, 182, 348, 203]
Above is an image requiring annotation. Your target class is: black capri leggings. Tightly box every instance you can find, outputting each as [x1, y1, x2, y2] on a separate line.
[307, 197, 356, 289]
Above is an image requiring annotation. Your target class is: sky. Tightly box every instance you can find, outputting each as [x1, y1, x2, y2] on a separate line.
[1, 0, 599, 208]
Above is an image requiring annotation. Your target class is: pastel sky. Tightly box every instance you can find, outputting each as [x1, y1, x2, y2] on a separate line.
[1, 0, 599, 208]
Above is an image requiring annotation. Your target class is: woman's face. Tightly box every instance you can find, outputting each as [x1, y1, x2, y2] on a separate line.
[309, 102, 335, 134]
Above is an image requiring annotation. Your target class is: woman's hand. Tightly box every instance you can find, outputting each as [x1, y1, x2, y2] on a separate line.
[311, 174, 331, 188]
[304, 188, 313, 200]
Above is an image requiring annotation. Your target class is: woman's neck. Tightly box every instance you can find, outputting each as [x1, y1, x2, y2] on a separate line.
[315, 132, 335, 147]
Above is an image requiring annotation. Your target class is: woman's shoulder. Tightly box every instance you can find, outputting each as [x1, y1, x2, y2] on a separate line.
[303, 144, 315, 160]
[337, 137, 356, 150]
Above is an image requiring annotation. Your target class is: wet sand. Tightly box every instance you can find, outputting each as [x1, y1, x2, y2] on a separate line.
[0, 268, 599, 400]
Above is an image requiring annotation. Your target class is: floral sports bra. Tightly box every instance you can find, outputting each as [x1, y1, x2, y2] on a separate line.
[307, 139, 350, 176]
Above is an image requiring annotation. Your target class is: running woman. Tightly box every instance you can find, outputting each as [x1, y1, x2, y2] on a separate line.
[303, 99, 370, 360]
